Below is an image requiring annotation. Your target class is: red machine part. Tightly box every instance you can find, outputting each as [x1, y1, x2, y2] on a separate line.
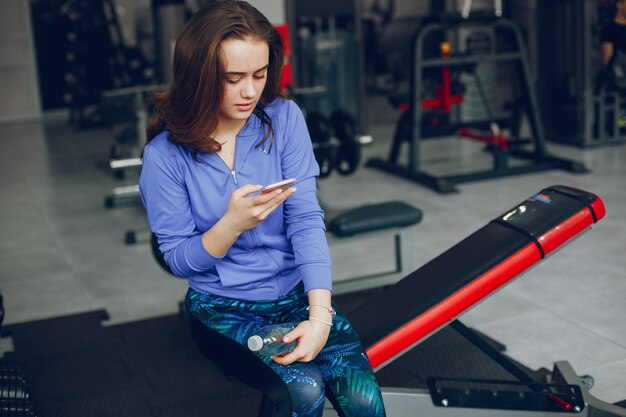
[458, 126, 509, 150]
[403, 41, 515, 150]
[274, 24, 292, 93]
[420, 42, 464, 113]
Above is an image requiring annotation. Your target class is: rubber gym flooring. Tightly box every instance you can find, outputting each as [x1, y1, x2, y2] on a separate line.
[1, 287, 561, 417]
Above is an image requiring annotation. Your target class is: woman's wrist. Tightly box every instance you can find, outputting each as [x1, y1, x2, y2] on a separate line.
[200, 215, 242, 258]
[218, 212, 245, 236]
[306, 289, 333, 331]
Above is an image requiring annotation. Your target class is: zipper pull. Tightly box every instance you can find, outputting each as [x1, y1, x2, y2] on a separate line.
[231, 170, 238, 185]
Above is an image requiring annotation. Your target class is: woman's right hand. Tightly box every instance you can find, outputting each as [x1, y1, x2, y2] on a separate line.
[223, 183, 296, 234]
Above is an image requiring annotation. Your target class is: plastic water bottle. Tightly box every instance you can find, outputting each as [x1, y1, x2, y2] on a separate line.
[247, 322, 298, 356]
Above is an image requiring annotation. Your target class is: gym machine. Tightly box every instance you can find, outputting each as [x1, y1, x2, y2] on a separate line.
[279, 3, 425, 291]
[319, 185, 623, 416]
[100, 0, 185, 208]
[531, 0, 626, 147]
[59, 0, 155, 128]
[367, 12, 588, 193]
[102, 83, 166, 209]
[285, 0, 369, 138]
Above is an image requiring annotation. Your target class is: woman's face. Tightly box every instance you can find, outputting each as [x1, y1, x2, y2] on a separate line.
[218, 37, 269, 127]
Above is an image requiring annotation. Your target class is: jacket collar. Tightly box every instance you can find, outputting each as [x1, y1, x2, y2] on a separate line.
[198, 112, 267, 170]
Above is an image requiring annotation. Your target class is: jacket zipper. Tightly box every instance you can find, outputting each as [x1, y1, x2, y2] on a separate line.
[215, 154, 238, 185]
[230, 135, 239, 185]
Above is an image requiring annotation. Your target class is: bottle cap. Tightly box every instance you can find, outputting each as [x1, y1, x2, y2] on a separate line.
[247, 335, 263, 352]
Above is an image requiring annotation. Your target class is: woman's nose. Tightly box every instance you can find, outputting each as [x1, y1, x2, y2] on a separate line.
[241, 78, 256, 98]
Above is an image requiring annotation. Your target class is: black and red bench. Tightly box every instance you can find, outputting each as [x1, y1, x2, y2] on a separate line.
[335, 185, 625, 416]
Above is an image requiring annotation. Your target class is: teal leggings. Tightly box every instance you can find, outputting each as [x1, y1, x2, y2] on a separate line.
[185, 284, 386, 417]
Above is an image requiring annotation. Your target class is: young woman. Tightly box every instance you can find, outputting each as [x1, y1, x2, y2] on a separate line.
[138, 1, 386, 416]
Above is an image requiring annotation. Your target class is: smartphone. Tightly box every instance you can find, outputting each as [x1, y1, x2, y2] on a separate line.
[260, 178, 296, 194]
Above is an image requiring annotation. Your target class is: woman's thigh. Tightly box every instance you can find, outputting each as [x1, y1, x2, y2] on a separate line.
[185, 288, 328, 417]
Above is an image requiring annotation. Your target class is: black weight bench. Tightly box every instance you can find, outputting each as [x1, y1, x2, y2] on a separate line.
[324, 201, 423, 294]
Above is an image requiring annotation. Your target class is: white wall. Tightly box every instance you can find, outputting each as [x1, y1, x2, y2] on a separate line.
[246, 0, 286, 24]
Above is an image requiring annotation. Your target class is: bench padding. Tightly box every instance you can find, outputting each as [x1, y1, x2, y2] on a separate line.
[328, 201, 423, 237]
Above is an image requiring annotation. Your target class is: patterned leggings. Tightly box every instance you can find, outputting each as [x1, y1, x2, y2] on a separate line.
[185, 284, 386, 417]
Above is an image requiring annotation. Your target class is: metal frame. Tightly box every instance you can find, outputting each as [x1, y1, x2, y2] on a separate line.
[535, 0, 626, 147]
[284, 0, 367, 135]
[328, 227, 415, 295]
[101, 84, 166, 208]
[589, 91, 626, 146]
[322, 343, 626, 417]
[323, 361, 625, 417]
[367, 18, 588, 193]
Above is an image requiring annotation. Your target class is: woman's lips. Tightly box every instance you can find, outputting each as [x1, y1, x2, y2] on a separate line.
[236, 102, 254, 111]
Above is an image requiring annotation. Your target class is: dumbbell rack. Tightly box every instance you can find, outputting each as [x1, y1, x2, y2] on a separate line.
[0, 365, 36, 416]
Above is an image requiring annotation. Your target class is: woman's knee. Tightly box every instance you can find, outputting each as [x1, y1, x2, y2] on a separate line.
[342, 387, 385, 417]
[330, 371, 386, 417]
[282, 365, 326, 417]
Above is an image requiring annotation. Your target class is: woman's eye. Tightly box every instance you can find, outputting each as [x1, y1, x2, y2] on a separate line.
[226, 78, 240, 85]
[254, 74, 266, 80]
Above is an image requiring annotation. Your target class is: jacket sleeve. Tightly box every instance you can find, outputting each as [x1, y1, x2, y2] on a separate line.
[139, 143, 223, 277]
[279, 101, 332, 292]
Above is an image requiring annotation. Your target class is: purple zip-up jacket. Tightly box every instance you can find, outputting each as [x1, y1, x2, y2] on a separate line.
[139, 99, 331, 300]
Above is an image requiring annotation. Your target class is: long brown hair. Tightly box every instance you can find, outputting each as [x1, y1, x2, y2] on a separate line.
[146, 0, 284, 154]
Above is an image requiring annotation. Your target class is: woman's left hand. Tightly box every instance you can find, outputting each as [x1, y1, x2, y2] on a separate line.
[271, 320, 331, 365]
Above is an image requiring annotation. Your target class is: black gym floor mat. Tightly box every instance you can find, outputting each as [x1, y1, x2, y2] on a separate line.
[0, 290, 561, 417]
[1, 310, 261, 417]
